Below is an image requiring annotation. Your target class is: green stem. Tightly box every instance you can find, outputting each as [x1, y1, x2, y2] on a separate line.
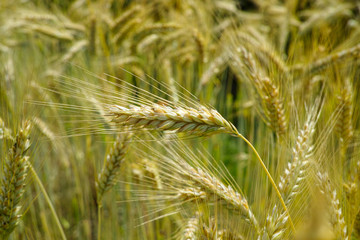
[98, 203, 102, 240]
[27, 161, 67, 240]
[234, 131, 296, 232]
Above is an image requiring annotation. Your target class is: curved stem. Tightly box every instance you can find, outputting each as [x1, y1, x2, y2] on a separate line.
[234, 131, 296, 232]
[28, 161, 67, 240]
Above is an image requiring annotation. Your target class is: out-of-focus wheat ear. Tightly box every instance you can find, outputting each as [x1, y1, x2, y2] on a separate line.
[162, 59, 179, 103]
[112, 17, 142, 45]
[136, 34, 160, 53]
[232, 30, 288, 74]
[32, 117, 70, 167]
[96, 133, 132, 201]
[317, 172, 348, 240]
[235, 47, 287, 138]
[336, 81, 354, 150]
[291, 43, 360, 75]
[259, 77, 287, 137]
[0, 121, 31, 239]
[262, 205, 288, 240]
[134, 23, 181, 41]
[59, 39, 88, 63]
[198, 52, 229, 90]
[30, 25, 74, 41]
[0, 118, 13, 140]
[217, 229, 244, 240]
[156, 141, 260, 230]
[107, 104, 238, 136]
[140, 158, 163, 190]
[297, 3, 353, 36]
[343, 181, 358, 233]
[182, 166, 260, 234]
[111, 4, 142, 32]
[180, 212, 200, 240]
[351, 161, 360, 237]
[353, 208, 360, 238]
[191, 29, 205, 64]
[174, 188, 207, 203]
[201, 218, 244, 240]
[201, 217, 217, 239]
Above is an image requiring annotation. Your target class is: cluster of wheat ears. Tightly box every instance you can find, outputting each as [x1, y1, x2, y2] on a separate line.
[1, 0, 360, 239]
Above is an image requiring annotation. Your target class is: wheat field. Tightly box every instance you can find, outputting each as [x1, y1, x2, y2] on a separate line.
[1, 0, 360, 239]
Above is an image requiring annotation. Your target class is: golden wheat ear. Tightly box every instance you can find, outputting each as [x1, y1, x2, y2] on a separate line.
[0, 118, 13, 141]
[179, 212, 201, 240]
[201, 217, 245, 240]
[34, 67, 238, 138]
[279, 109, 319, 205]
[96, 132, 132, 201]
[0, 121, 31, 239]
[232, 47, 287, 138]
[353, 209, 360, 239]
[106, 104, 237, 136]
[336, 80, 354, 149]
[132, 136, 261, 236]
[317, 172, 348, 240]
[291, 43, 360, 75]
